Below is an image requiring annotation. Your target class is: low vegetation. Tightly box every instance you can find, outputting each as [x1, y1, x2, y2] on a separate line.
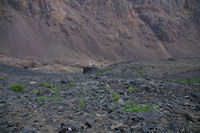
[128, 86, 136, 91]
[67, 83, 74, 87]
[56, 97, 63, 101]
[41, 82, 52, 88]
[79, 101, 84, 107]
[32, 89, 39, 93]
[112, 93, 120, 101]
[52, 92, 58, 96]
[172, 77, 200, 85]
[10, 84, 24, 92]
[95, 68, 111, 74]
[123, 104, 154, 113]
[106, 88, 111, 92]
[137, 71, 145, 78]
[51, 88, 58, 91]
[0, 77, 6, 81]
[36, 96, 48, 101]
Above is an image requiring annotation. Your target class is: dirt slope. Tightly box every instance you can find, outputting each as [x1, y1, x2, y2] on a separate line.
[0, 0, 200, 68]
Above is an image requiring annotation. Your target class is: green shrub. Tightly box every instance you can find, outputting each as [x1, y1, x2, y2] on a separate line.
[41, 82, 52, 88]
[106, 88, 111, 91]
[128, 87, 136, 91]
[32, 89, 39, 93]
[67, 83, 73, 87]
[79, 101, 84, 107]
[123, 104, 154, 112]
[0, 77, 6, 81]
[56, 97, 63, 101]
[112, 93, 120, 101]
[51, 88, 58, 91]
[138, 71, 145, 78]
[10, 84, 24, 92]
[52, 92, 58, 96]
[36, 96, 48, 101]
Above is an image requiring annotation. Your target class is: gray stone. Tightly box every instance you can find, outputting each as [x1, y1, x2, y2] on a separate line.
[29, 81, 37, 85]
[136, 110, 160, 122]
[118, 98, 125, 105]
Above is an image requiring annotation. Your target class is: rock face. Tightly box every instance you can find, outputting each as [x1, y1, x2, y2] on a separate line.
[0, 0, 200, 65]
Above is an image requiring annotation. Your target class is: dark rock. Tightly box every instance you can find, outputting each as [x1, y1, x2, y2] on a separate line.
[182, 113, 195, 122]
[169, 121, 178, 132]
[85, 122, 92, 128]
[20, 129, 37, 133]
[60, 80, 67, 84]
[194, 130, 200, 133]
[82, 67, 99, 74]
[58, 128, 67, 133]
[166, 58, 176, 61]
[190, 92, 200, 100]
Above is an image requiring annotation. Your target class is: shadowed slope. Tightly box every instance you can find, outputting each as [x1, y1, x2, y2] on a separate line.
[0, 0, 199, 69]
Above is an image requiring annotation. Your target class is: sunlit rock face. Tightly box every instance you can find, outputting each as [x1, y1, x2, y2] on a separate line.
[0, 0, 199, 65]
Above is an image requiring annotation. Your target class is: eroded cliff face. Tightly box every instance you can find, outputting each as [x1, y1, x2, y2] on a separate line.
[0, 0, 200, 66]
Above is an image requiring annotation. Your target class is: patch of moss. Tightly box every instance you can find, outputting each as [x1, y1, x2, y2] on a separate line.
[0, 77, 6, 81]
[10, 84, 24, 92]
[95, 68, 111, 74]
[41, 82, 52, 88]
[112, 93, 120, 101]
[123, 104, 154, 113]
[128, 87, 136, 91]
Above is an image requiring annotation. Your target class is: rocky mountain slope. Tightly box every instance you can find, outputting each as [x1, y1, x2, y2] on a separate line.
[0, 58, 200, 132]
[0, 0, 200, 69]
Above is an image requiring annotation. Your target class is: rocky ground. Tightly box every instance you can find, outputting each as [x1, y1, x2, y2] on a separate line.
[0, 58, 200, 133]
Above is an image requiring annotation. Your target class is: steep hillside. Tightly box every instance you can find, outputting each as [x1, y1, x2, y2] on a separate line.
[0, 0, 200, 69]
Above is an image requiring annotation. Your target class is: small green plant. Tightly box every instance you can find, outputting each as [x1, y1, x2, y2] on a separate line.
[95, 68, 111, 74]
[52, 92, 58, 96]
[112, 93, 120, 101]
[128, 87, 136, 91]
[138, 71, 145, 78]
[32, 89, 39, 93]
[79, 101, 84, 107]
[36, 96, 48, 101]
[41, 82, 52, 88]
[51, 88, 58, 91]
[111, 103, 116, 106]
[67, 83, 73, 87]
[0, 77, 6, 81]
[10, 84, 24, 92]
[123, 104, 154, 113]
[56, 97, 63, 101]
[106, 88, 111, 91]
